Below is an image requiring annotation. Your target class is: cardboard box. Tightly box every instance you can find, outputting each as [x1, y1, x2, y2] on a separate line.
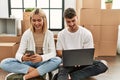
[84, 25, 118, 56]
[118, 12, 120, 24]
[100, 25, 118, 42]
[83, 25, 100, 57]
[101, 10, 120, 26]
[84, 25, 101, 42]
[22, 12, 31, 34]
[0, 36, 21, 43]
[80, 9, 120, 26]
[80, 9, 101, 25]
[99, 41, 117, 56]
[0, 42, 19, 61]
[98, 25, 118, 56]
[77, 0, 101, 9]
[94, 42, 100, 57]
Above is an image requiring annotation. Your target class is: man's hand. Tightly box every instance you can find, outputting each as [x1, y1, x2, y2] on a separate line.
[75, 65, 80, 67]
[57, 50, 62, 57]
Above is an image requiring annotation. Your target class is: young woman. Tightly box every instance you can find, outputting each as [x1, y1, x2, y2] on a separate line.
[0, 8, 61, 80]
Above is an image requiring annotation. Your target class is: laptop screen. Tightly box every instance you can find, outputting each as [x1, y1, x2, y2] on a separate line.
[62, 48, 95, 67]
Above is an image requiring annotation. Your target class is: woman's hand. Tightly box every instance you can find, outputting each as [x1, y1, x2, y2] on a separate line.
[22, 54, 32, 61]
[30, 54, 42, 63]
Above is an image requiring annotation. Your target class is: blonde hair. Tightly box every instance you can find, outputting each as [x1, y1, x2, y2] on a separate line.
[30, 8, 47, 34]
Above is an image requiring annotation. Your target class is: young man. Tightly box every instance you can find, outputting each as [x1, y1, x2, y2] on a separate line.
[56, 8, 108, 80]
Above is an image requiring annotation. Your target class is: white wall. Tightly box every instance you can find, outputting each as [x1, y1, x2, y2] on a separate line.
[101, 0, 120, 9]
[65, 0, 76, 9]
[0, 0, 8, 18]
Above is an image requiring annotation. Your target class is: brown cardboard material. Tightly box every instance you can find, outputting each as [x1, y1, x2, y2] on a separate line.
[101, 10, 120, 26]
[100, 25, 118, 41]
[99, 41, 117, 56]
[84, 25, 101, 42]
[118, 12, 120, 24]
[0, 43, 19, 61]
[84, 25, 118, 56]
[80, 9, 101, 25]
[83, 25, 100, 57]
[0, 36, 21, 43]
[76, 0, 101, 25]
[98, 25, 118, 56]
[22, 12, 31, 34]
[77, 0, 101, 9]
[94, 42, 100, 57]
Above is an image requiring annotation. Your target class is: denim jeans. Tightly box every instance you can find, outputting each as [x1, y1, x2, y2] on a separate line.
[0, 57, 62, 76]
[57, 60, 108, 80]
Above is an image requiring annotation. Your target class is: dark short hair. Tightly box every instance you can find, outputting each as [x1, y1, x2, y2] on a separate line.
[64, 8, 76, 19]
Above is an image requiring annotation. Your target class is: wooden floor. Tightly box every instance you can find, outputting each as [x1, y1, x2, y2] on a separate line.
[92, 55, 120, 80]
[1, 55, 120, 80]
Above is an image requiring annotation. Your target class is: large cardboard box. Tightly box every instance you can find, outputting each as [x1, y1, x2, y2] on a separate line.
[84, 25, 101, 57]
[100, 25, 118, 41]
[84, 25, 101, 42]
[77, 0, 101, 9]
[22, 12, 31, 34]
[118, 12, 120, 24]
[0, 36, 21, 43]
[99, 41, 117, 56]
[76, 0, 101, 24]
[94, 42, 100, 57]
[101, 10, 120, 26]
[98, 25, 118, 56]
[84, 25, 118, 56]
[0, 43, 19, 61]
[80, 9, 120, 26]
[80, 9, 101, 25]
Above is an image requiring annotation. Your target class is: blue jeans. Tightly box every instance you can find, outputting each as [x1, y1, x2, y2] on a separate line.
[57, 60, 108, 80]
[0, 57, 61, 76]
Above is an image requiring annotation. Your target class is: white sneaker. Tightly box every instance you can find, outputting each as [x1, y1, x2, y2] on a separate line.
[5, 73, 25, 80]
[100, 60, 108, 67]
[5, 73, 15, 80]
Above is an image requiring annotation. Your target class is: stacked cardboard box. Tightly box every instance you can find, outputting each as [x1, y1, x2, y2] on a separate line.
[0, 42, 19, 61]
[0, 17, 22, 61]
[99, 26, 118, 56]
[101, 10, 120, 26]
[77, 0, 101, 9]
[76, 0, 120, 57]
[0, 29, 21, 61]
[0, 36, 21, 61]
[80, 9, 101, 25]
[0, 36, 21, 43]
[76, 0, 101, 25]
[84, 25, 101, 57]
[22, 12, 31, 34]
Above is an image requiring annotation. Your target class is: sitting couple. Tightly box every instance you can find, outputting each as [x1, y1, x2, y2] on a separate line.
[0, 8, 108, 80]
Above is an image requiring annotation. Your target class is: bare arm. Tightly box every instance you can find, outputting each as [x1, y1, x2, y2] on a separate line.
[56, 50, 62, 58]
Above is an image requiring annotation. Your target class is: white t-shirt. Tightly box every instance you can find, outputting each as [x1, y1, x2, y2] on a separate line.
[56, 26, 94, 50]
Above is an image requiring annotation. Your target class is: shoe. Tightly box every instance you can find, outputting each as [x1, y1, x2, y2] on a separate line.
[28, 76, 45, 80]
[100, 60, 108, 67]
[5, 73, 25, 80]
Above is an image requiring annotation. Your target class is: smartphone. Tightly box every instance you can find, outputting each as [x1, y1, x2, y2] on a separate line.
[25, 50, 34, 56]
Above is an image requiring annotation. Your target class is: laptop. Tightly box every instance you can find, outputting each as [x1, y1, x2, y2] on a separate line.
[62, 48, 95, 67]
